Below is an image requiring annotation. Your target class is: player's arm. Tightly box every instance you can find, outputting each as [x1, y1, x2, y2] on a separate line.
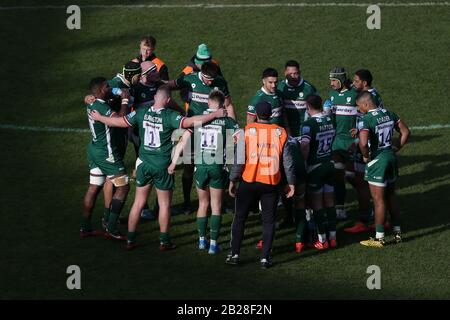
[299, 125, 311, 161]
[181, 108, 227, 128]
[224, 96, 236, 120]
[228, 130, 246, 197]
[118, 89, 131, 116]
[246, 99, 257, 124]
[394, 119, 410, 152]
[282, 142, 296, 198]
[358, 129, 370, 162]
[90, 110, 129, 128]
[168, 130, 192, 175]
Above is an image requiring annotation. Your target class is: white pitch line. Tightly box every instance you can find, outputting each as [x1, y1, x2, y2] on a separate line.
[0, 2, 449, 10]
[0, 123, 449, 134]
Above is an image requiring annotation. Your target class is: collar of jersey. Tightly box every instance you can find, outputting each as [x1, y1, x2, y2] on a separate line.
[285, 78, 304, 88]
[311, 112, 323, 118]
[116, 73, 130, 87]
[96, 98, 106, 103]
[261, 87, 275, 95]
[150, 106, 163, 113]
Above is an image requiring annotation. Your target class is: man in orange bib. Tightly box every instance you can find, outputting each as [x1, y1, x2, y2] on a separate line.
[227, 102, 296, 269]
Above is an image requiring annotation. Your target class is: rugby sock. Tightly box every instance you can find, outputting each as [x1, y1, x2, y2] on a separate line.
[315, 209, 327, 242]
[81, 216, 92, 231]
[108, 199, 125, 232]
[375, 224, 385, 239]
[103, 208, 110, 223]
[127, 231, 136, 243]
[294, 208, 306, 242]
[326, 207, 337, 234]
[197, 216, 208, 238]
[210, 214, 222, 241]
[160, 232, 170, 245]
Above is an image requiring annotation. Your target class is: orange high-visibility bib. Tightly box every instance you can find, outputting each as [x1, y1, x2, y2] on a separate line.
[242, 123, 287, 185]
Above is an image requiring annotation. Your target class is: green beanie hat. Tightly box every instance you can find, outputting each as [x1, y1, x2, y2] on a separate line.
[194, 43, 212, 65]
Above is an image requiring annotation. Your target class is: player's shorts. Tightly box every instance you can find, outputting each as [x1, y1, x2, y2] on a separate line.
[364, 151, 398, 187]
[306, 161, 335, 193]
[194, 165, 228, 190]
[135, 158, 174, 190]
[88, 149, 126, 186]
[332, 138, 353, 163]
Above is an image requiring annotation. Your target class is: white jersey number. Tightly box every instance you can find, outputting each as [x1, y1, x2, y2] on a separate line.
[143, 121, 163, 148]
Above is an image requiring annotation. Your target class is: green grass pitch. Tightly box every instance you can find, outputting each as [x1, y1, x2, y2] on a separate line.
[0, 0, 449, 299]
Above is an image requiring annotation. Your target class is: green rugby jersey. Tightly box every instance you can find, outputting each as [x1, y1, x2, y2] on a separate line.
[124, 106, 186, 167]
[108, 74, 130, 90]
[192, 110, 240, 166]
[131, 82, 158, 109]
[300, 113, 336, 166]
[361, 108, 400, 158]
[328, 87, 358, 143]
[247, 87, 284, 126]
[87, 99, 120, 161]
[175, 72, 230, 116]
[277, 78, 317, 136]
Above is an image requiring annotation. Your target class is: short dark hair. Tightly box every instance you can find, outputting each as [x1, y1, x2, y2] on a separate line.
[140, 35, 156, 47]
[209, 90, 225, 107]
[285, 60, 300, 69]
[89, 77, 107, 92]
[356, 90, 375, 104]
[355, 69, 373, 87]
[262, 68, 278, 79]
[306, 94, 323, 111]
[201, 61, 220, 79]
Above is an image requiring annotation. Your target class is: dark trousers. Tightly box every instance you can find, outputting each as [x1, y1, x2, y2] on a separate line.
[231, 181, 279, 259]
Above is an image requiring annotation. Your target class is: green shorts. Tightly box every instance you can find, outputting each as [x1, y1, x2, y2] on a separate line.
[135, 158, 174, 190]
[364, 151, 398, 187]
[194, 165, 228, 190]
[306, 161, 335, 192]
[332, 138, 353, 163]
[88, 150, 126, 177]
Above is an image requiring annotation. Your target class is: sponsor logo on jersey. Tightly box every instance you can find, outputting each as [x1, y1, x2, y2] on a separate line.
[191, 83, 196, 88]
[335, 105, 357, 116]
[346, 97, 352, 104]
[249, 127, 257, 135]
[284, 99, 307, 109]
[191, 92, 209, 104]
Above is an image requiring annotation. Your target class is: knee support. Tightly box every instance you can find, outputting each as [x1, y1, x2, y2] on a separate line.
[90, 167, 105, 186]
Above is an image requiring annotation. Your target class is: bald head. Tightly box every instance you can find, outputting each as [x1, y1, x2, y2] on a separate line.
[356, 90, 376, 113]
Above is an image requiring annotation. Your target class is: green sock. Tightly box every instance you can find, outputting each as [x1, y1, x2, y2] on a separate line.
[197, 216, 208, 238]
[127, 231, 136, 243]
[210, 214, 222, 241]
[81, 216, 92, 231]
[314, 209, 327, 235]
[294, 208, 306, 243]
[160, 232, 170, 245]
[107, 212, 120, 233]
[326, 207, 337, 232]
[103, 207, 110, 222]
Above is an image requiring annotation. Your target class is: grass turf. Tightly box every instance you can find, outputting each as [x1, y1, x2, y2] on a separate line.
[0, 1, 449, 299]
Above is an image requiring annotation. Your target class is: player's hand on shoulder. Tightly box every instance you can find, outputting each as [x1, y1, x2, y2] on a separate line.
[90, 110, 102, 121]
[84, 95, 95, 105]
[350, 128, 358, 138]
